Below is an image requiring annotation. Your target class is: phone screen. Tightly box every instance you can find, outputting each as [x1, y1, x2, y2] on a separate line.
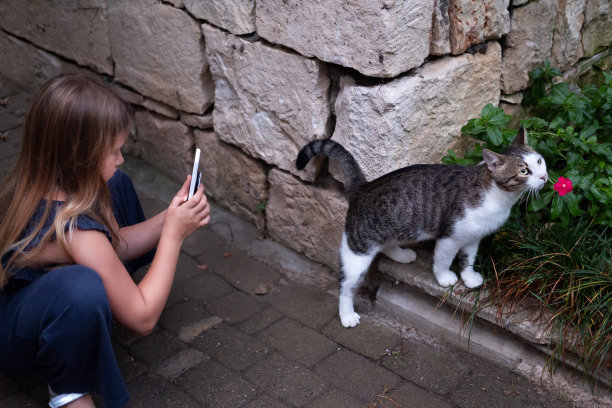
[188, 148, 201, 200]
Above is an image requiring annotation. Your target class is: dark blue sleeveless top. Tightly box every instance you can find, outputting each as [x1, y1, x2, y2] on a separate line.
[3, 200, 111, 285]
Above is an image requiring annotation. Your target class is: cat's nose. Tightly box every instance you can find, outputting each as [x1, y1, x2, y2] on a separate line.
[540, 174, 548, 182]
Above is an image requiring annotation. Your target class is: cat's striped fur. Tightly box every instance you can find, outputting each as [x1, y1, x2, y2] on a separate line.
[296, 127, 548, 327]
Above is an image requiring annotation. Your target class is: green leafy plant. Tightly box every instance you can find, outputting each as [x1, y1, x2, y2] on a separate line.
[444, 66, 612, 384]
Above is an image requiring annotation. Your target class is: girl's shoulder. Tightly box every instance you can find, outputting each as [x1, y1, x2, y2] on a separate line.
[26, 201, 112, 247]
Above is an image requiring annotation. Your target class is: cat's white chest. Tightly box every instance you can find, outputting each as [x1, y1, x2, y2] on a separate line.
[453, 185, 518, 240]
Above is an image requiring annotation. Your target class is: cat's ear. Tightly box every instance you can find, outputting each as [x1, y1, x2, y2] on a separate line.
[512, 126, 528, 146]
[482, 149, 505, 171]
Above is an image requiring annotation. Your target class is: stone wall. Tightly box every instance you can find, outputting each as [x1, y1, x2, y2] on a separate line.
[1, 0, 611, 272]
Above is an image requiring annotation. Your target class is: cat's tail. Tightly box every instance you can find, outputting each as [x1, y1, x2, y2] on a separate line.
[296, 139, 366, 198]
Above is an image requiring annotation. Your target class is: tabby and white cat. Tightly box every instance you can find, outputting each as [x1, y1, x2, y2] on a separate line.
[296, 127, 547, 328]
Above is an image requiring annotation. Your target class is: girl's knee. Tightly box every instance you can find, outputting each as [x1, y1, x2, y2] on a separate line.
[45, 266, 111, 326]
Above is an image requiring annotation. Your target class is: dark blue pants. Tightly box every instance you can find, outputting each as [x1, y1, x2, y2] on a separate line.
[0, 170, 152, 408]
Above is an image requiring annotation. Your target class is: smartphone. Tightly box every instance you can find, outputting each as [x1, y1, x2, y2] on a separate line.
[188, 148, 201, 200]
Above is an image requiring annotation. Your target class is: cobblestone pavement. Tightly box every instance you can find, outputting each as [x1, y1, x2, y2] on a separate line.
[0, 76, 580, 407]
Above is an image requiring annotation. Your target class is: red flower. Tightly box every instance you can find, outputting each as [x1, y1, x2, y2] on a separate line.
[553, 176, 573, 196]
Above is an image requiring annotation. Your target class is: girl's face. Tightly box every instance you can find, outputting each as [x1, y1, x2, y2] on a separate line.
[101, 131, 127, 182]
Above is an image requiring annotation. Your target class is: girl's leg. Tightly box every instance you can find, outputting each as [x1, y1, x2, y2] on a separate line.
[107, 169, 155, 271]
[0, 266, 130, 408]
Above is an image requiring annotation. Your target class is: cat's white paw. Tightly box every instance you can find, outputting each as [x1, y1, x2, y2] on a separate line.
[461, 270, 483, 288]
[340, 311, 361, 328]
[435, 271, 458, 287]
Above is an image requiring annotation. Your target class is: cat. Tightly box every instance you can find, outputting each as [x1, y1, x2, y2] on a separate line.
[295, 127, 548, 328]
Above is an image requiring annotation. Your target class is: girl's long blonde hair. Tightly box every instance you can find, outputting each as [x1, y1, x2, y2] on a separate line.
[0, 74, 129, 289]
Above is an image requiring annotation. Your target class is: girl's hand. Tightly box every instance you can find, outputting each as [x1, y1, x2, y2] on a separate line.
[164, 175, 211, 241]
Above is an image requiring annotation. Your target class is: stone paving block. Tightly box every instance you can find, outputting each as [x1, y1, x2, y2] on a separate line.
[313, 349, 401, 402]
[309, 388, 365, 407]
[451, 372, 571, 408]
[256, 317, 338, 367]
[155, 349, 208, 380]
[113, 343, 148, 383]
[191, 323, 270, 371]
[384, 382, 453, 408]
[159, 300, 211, 335]
[176, 359, 257, 407]
[0, 375, 20, 400]
[221, 258, 281, 295]
[178, 316, 223, 343]
[129, 330, 189, 367]
[170, 269, 234, 306]
[382, 339, 470, 396]
[0, 392, 42, 407]
[205, 290, 263, 323]
[262, 280, 338, 330]
[126, 374, 200, 408]
[243, 394, 287, 408]
[238, 307, 283, 334]
[322, 315, 404, 361]
[196, 242, 251, 277]
[173, 251, 206, 283]
[182, 225, 226, 258]
[244, 352, 328, 406]
[112, 324, 142, 347]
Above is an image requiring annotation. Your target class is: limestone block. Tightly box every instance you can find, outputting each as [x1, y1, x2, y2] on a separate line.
[255, 0, 433, 78]
[448, 0, 510, 54]
[501, 0, 556, 94]
[551, 0, 586, 70]
[107, 0, 214, 114]
[0, 0, 113, 75]
[133, 110, 194, 182]
[202, 24, 331, 180]
[332, 41, 501, 182]
[430, 0, 451, 56]
[582, 0, 612, 57]
[180, 112, 214, 130]
[0, 31, 63, 92]
[267, 169, 348, 270]
[194, 130, 267, 231]
[184, 0, 255, 35]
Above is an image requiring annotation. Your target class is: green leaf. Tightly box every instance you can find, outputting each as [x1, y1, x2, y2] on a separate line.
[562, 193, 583, 217]
[486, 126, 503, 146]
[551, 194, 563, 220]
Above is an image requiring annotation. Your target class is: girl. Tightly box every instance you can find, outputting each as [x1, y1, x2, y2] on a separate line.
[0, 74, 211, 407]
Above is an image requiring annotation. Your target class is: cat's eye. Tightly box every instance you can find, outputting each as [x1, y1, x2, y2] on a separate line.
[537, 158, 542, 165]
[519, 168, 529, 175]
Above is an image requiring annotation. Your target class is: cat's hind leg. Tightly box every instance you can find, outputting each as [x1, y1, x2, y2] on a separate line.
[458, 240, 483, 288]
[339, 233, 377, 328]
[432, 237, 460, 287]
[382, 245, 417, 264]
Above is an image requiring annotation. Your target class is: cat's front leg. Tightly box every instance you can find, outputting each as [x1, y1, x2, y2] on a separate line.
[459, 240, 483, 288]
[432, 237, 460, 287]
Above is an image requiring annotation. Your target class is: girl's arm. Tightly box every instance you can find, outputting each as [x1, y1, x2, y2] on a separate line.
[67, 179, 210, 336]
[115, 210, 167, 261]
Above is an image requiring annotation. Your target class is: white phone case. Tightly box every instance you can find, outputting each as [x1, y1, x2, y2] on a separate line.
[188, 148, 201, 200]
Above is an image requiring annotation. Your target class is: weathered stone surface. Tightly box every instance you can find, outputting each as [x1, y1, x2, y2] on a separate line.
[143, 98, 179, 119]
[431, 0, 451, 56]
[203, 24, 330, 180]
[0, 0, 113, 75]
[184, 0, 255, 35]
[194, 130, 267, 231]
[133, 110, 194, 182]
[448, 0, 510, 54]
[582, 0, 612, 57]
[551, 0, 586, 70]
[333, 41, 501, 181]
[267, 169, 347, 270]
[256, 0, 434, 78]
[107, 0, 214, 114]
[501, 0, 556, 94]
[180, 112, 214, 130]
[0, 31, 63, 92]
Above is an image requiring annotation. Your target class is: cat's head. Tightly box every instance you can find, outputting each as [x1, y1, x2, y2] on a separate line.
[482, 127, 548, 193]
